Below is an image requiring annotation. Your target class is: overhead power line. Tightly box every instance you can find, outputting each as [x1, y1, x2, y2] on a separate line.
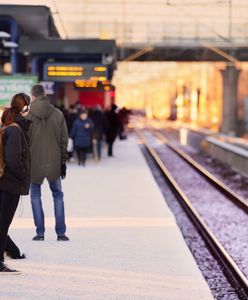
[51, 0, 68, 39]
[167, 2, 232, 43]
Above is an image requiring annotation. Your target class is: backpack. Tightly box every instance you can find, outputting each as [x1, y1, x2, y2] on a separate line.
[0, 123, 20, 178]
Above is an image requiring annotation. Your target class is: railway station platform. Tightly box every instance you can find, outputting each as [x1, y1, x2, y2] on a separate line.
[1, 135, 213, 300]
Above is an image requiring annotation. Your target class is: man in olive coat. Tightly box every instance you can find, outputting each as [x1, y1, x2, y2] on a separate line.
[27, 84, 69, 241]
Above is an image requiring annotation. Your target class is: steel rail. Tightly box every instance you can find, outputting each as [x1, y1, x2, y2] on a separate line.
[152, 129, 248, 214]
[135, 128, 248, 298]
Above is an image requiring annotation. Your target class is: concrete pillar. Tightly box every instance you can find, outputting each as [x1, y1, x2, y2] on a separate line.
[31, 57, 39, 75]
[220, 65, 240, 134]
[9, 18, 19, 74]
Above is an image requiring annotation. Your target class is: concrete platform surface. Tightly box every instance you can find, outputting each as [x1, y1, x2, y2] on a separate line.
[0, 136, 213, 300]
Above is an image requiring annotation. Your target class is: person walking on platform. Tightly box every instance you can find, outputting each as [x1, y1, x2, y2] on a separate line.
[0, 93, 31, 274]
[27, 85, 69, 242]
[118, 107, 130, 140]
[65, 104, 78, 161]
[89, 105, 106, 161]
[70, 109, 93, 166]
[105, 104, 120, 157]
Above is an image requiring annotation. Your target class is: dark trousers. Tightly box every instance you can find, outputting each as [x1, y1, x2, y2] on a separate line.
[75, 147, 88, 165]
[0, 191, 20, 261]
[67, 151, 73, 160]
[95, 139, 102, 160]
[107, 137, 116, 157]
[5, 236, 21, 258]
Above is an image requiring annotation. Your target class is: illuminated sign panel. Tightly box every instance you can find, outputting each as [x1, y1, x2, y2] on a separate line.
[74, 80, 110, 89]
[43, 63, 108, 82]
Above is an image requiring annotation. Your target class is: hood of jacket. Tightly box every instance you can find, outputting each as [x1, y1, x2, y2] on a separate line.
[14, 113, 32, 132]
[30, 96, 56, 120]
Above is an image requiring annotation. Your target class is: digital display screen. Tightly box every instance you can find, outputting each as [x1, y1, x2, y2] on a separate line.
[74, 80, 111, 91]
[43, 63, 108, 82]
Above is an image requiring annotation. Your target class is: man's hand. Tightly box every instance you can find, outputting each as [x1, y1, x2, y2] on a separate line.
[61, 163, 67, 179]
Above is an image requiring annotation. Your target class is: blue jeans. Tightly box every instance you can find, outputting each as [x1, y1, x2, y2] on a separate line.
[30, 178, 66, 236]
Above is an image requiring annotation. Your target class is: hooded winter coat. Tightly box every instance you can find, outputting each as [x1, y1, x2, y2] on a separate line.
[70, 117, 93, 148]
[0, 114, 31, 195]
[27, 96, 68, 184]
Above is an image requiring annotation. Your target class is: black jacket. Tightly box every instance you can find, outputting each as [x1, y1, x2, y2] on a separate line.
[105, 109, 120, 142]
[0, 114, 31, 195]
[89, 109, 106, 140]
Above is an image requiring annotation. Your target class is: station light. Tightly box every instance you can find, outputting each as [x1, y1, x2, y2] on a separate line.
[90, 76, 107, 81]
[0, 31, 11, 39]
[74, 79, 113, 91]
[94, 66, 106, 72]
[3, 62, 12, 74]
[75, 80, 98, 88]
[102, 54, 113, 65]
[48, 71, 83, 76]
[48, 66, 83, 71]
[0, 31, 18, 50]
[0, 31, 19, 75]
[2, 40, 18, 48]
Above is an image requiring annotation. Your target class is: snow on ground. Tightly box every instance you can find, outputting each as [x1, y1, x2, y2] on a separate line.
[0, 136, 213, 300]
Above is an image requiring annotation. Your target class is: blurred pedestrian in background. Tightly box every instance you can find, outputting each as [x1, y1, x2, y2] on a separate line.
[89, 105, 106, 161]
[70, 109, 93, 166]
[65, 104, 78, 134]
[27, 84, 69, 242]
[105, 104, 120, 157]
[65, 104, 78, 161]
[118, 107, 130, 140]
[0, 93, 31, 274]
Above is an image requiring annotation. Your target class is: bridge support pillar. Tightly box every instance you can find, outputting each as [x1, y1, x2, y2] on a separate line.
[220, 65, 240, 135]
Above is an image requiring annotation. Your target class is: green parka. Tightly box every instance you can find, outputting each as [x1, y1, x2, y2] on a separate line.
[27, 96, 68, 184]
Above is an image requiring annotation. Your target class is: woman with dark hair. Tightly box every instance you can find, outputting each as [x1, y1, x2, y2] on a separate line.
[0, 93, 31, 274]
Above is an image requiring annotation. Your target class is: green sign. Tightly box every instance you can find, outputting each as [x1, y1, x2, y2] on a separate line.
[0, 75, 38, 106]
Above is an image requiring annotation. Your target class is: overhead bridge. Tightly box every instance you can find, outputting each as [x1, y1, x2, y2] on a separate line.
[118, 42, 248, 62]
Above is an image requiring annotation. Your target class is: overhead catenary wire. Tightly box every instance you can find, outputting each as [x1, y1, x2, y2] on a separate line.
[50, 0, 69, 39]
[166, 1, 232, 43]
[36, 0, 248, 46]
[166, 0, 243, 65]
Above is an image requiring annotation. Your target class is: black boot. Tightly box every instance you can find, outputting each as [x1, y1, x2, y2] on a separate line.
[0, 261, 21, 275]
[6, 252, 26, 259]
[57, 234, 69, 241]
[5, 236, 24, 259]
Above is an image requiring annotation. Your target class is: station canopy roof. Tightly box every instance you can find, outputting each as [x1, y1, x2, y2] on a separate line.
[0, 4, 59, 38]
[1, 1, 248, 86]
[0, 0, 247, 48]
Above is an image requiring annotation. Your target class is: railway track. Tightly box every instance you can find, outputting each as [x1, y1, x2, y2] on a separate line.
[135, 127, 248, 299]
[153, 128, 248, 213]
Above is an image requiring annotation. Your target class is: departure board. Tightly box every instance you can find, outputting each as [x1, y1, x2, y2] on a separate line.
[43, 63, 108, 82]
